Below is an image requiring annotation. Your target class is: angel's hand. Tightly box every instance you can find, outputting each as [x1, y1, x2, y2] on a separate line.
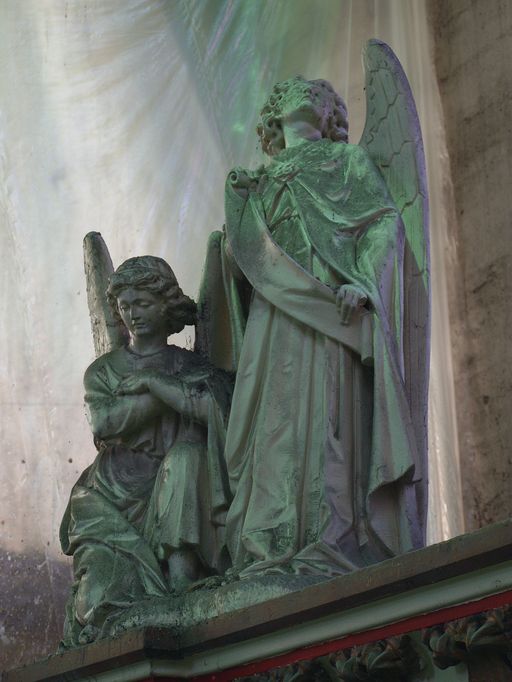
[336, 284, 368, 325]
[228, 166, 266, 198]
[114, 370, 159, 396]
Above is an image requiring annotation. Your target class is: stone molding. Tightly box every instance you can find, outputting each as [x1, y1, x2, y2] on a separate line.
[5, 520, 512, 681]
[236, 605, 512, 681]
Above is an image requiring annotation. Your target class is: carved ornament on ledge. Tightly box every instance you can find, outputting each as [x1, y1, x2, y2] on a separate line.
[235, 604, 512, 681]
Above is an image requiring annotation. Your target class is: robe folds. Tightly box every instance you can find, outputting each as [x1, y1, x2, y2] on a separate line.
[59, 345, 231, 645]
[219, 139, 424, 577]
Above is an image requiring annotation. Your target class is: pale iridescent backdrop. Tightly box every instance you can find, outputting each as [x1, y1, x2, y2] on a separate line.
[0, 0, 462, 667]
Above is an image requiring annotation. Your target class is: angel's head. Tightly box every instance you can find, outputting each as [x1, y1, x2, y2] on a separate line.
[106, 256, 197, 338]
[257, 76, 348, 156]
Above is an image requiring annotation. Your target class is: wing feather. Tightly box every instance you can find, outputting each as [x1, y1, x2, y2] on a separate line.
[359, 39, 430, 532]
[83, 232, 128, 357]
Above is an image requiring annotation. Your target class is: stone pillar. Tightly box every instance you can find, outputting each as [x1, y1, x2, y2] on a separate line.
[427, 0, 512, 530]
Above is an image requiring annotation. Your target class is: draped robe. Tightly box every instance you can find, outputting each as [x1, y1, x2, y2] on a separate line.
[220, 139, 423, 577]
[60, 345, 231, 645]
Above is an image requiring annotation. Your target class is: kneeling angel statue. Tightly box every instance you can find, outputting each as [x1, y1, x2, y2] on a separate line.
[60, 243, 232, 646]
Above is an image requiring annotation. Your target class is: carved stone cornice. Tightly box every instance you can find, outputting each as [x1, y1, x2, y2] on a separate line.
[425, 604, 512, 669]
[235, 604, 512, 681]
[6, 521, 512, 681]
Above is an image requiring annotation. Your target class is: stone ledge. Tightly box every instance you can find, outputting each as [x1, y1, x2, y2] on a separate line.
[4, 518, 512, 681]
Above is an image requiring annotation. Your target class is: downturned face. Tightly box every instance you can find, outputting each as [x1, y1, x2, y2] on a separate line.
[117, 288, 168, 339]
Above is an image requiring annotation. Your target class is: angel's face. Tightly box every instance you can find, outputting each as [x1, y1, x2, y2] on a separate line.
[279, 79, 328, 128]
[258, 77, 330, 153]
[117, 288, 168, 339]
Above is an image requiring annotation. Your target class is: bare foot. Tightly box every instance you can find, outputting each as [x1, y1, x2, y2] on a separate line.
[167, 548, 203, 593]
[186, 569, 241, 592]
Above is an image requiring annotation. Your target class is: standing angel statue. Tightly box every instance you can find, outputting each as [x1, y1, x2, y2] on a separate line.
[199, 40, 429, 578]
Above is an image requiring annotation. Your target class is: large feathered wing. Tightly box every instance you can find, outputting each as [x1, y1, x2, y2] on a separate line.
[359, 39, 430, 534]
[195, 230, 247, 371]
[83, 232, 128, 357]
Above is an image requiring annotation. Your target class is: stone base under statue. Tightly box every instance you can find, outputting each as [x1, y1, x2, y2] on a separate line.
[5, 519, 512, 682]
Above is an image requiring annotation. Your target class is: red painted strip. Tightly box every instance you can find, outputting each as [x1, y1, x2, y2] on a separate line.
[192, 588, 512, 681]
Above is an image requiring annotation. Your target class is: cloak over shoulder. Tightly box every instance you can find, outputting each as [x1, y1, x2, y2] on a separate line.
[217, 140, 424, 572]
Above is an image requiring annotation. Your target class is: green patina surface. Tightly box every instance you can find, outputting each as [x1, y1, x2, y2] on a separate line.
[60, 41, 430, 650]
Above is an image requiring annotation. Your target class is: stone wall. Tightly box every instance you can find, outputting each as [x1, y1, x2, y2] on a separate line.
[428, 0, 512, 529]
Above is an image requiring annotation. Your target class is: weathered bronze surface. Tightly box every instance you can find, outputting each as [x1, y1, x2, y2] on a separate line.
[59, 39, 430, 647]
[60, 251, 233, 646]
[209, 40, 429, 578]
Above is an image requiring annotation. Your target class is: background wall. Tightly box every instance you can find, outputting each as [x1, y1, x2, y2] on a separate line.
[428, 0, 512, 531]
[0, 0, 463, 670]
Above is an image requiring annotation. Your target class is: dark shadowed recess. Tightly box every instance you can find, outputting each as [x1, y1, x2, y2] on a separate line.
[0, 550, 72, 671]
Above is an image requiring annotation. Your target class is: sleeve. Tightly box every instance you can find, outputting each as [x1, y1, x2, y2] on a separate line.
[84, 357, 163, 441]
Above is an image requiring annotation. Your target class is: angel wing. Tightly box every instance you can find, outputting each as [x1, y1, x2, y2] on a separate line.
[195, 230, 246, 372]
[359, 39, 430, 534]
[83, 231, 128, 357]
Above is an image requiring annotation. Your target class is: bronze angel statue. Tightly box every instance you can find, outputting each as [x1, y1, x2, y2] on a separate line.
[60, 244, 233, 646]
[60, 39, 429, 646]
[198, 39, 429, 578]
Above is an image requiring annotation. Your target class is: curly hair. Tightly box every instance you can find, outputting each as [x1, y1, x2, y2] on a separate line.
[107, 256, 197, 336]
[257, 76, 348, 156]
